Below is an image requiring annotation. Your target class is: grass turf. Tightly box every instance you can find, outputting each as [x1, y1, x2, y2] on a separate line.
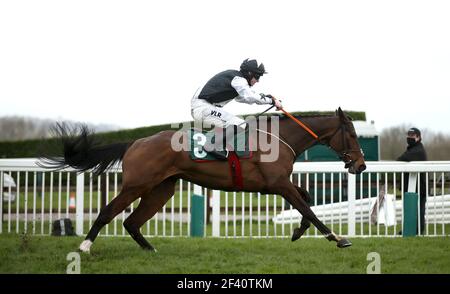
[0, 234, 449, 274]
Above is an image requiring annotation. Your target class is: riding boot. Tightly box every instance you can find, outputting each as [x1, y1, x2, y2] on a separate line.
[225, 125, 248, 153]
[203, 128, 229, 160]
[203, 125, 247, 160]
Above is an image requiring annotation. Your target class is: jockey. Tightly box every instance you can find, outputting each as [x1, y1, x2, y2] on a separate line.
[191, 58, 283, 160]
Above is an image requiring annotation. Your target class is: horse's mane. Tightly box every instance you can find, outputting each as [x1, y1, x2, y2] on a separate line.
[283, 114, 336, 120]
[263, 112, 357, 136]
[263, 113, 337, 120]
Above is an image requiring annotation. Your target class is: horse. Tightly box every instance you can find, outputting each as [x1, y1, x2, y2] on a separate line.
[40, 107, 366, 252]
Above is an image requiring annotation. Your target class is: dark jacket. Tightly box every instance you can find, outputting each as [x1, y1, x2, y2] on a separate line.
[397, 142, 427, 162]
[397, 141, 428, 197]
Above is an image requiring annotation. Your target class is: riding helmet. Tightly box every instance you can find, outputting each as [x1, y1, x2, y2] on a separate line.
[240, 58, 267, 75]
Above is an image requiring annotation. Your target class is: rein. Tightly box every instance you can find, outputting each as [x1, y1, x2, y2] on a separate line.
[277, 106, 361, 166]
[256, 128, 297, 158]
[237, 105, 275, 128]
[239, 104, 359, 165]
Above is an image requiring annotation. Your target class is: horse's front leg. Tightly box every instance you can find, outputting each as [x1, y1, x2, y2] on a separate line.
[291, 185, 311, 241]
[275, 181, 352, 248]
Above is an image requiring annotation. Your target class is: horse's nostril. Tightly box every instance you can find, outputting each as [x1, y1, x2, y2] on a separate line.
[359, 164, 367, 172]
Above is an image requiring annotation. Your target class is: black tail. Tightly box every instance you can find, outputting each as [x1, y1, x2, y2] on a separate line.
[39, 123, 133, 175]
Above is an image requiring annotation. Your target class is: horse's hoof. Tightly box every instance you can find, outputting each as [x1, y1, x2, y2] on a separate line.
[337, 238, 352, 248]
[78, 248, 89, 254]
[79, 240, 92, 253]
[143, 246, 157, 253]
[291, 228, 302, 242]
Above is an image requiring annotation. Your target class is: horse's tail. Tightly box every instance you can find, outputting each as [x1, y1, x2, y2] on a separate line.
[38, 123, 134, 175]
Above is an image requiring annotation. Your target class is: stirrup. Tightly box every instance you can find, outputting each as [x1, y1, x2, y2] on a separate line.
[208, 149, 229, 160]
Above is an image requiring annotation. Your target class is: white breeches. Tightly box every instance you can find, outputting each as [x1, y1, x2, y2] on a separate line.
[191, 89, 246, 130]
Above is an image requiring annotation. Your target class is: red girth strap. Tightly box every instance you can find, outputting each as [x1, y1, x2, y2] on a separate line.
[227, 151, 243, 190]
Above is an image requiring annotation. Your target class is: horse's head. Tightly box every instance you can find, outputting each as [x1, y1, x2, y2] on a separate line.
[326, 108, 366, 174]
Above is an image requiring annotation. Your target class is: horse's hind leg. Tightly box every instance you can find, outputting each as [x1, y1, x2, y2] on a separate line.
[79, 186, 142, 253]
[123, 177, 177, 251]
[291, 185, 312, 241]
[278, 181, 351, 248]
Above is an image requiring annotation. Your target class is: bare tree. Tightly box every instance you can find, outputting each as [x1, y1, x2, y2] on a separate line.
[0, 116, 121, 141]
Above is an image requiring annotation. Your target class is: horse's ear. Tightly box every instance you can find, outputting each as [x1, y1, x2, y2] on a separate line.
[337, 107, 346, 121]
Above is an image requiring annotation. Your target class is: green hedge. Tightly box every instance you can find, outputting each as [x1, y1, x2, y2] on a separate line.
[0, 110, 365, 158]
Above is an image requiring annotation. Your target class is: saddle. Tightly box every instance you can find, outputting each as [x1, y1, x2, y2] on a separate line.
[187, 128, 253, 190]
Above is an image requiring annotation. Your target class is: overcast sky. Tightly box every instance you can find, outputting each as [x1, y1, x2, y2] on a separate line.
[1, 0, 449, 134]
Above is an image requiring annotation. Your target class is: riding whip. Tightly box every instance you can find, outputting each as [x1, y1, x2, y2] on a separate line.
[278, 107, 319, 140]
[269, 95, 319, 140]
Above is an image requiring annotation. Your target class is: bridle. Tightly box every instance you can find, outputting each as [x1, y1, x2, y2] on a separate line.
[324, 122, 364, 168]
[278, 107, 363, 167]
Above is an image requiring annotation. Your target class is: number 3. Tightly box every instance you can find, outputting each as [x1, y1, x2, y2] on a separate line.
[193, 133, 207, 158]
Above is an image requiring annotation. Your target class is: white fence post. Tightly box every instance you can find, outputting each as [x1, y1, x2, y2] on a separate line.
[193, 184, 202, 196]
[76, 173, 85, 236]
[347, 173, 356, 236]
[212, 190, 221, 237]
[408, 173, 418, 192]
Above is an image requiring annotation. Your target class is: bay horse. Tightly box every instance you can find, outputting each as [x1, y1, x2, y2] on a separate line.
[41, 107, 366, 252]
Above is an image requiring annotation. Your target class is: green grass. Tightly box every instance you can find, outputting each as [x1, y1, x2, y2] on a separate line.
[0, 234, 449, 274]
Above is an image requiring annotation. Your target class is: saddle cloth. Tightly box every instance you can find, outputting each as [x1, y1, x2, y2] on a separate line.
[187, 128, 252, 162]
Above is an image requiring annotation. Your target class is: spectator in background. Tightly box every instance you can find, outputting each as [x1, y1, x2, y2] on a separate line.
[397, 127, 428, 234]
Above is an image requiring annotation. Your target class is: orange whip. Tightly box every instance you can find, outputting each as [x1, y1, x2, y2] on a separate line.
[273, 97, 319, 140]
